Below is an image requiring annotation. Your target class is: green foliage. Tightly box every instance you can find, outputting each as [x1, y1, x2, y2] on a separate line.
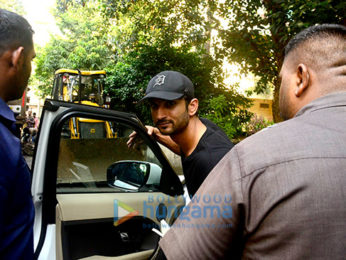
[219, 0, 345, 121]
[104, 43, 249, 127]
[0, 0, 25, 15]
[101, 0, 344, 124]
[34, 0, 252, 136]
[101, 0, 345, 122]
[56, 0, 86, 14]
[104, 60, 150, 122]
[98, 0, 253, 134]
[243, 114, 274, 137]
[39, 0, 346, 137]
[34, 1, 113, 96]
[203, 94, 253, 139]
[99, 0, 235, 68]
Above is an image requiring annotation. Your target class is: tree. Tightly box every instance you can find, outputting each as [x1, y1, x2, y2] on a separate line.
[34, 1, 113, 96]
[0, 0, 25, 15]
[102, 0, 345, 122]
[34, 0, 252, 138]
[104, 42, 252, 130]
[219, 0, 345, 121]
[36, 0, 345, 129]
[99, 0, 252, 136]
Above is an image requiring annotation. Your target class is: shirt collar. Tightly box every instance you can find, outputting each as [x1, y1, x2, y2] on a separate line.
[0, 97, 16, 123]
[295, 92, 346, 118]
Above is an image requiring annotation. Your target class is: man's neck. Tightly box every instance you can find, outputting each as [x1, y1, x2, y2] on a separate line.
[171, 117, 207, 157]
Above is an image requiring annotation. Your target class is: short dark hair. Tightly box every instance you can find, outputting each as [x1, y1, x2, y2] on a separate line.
[0, 9, 34, 56]
[183, 93, 193, 102]
[182, 94, 194, 110]
[284, 24, 346, 57]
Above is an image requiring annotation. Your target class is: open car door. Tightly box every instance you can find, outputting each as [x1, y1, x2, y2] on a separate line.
[31, 100, 185, 260]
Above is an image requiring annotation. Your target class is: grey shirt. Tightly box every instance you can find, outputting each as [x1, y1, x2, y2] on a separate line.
[160, 92, 346, 259]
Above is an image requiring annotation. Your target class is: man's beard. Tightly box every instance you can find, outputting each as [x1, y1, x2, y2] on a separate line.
[155, 112, 190, 136]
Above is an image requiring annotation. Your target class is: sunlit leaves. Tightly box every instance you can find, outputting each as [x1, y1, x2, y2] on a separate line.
[219, 0, 344, 121]
[34, 1, 113, 95]
[0, 0, 25, 15]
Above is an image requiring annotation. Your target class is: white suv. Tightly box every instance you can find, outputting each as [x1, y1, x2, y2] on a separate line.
[31, 100, 185, 260]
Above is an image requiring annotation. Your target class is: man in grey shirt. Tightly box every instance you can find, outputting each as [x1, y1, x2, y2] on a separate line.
[159, 24, 346, 259]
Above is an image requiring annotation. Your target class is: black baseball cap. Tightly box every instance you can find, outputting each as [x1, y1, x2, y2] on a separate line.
[140, 71, 194, 102]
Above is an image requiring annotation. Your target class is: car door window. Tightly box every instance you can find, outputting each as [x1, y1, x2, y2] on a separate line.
[57, 116, 163, 193]
[33, 104, 184, 260]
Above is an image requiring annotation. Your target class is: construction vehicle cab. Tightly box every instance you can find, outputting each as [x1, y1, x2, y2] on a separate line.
[52, 69, 115, 139]
[52, 69, 108, 106]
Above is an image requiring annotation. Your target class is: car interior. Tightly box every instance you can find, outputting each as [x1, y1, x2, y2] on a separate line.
[52, 116, 184, 260]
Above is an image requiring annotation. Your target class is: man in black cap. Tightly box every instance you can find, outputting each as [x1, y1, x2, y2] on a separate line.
[128, 70, 233, 196]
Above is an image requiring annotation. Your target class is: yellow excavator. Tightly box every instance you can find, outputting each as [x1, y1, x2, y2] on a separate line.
[52, 69, 115, 139]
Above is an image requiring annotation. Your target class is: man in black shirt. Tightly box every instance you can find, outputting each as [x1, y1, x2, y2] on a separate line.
[181, 117, 233, 195]
[128, 70, 233, 196]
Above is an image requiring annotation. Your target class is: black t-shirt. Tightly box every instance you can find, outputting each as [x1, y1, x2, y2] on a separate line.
[181, 118, 234, 196]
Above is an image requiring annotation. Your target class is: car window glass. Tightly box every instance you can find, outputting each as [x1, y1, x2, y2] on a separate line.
[57, 116, 162, 193]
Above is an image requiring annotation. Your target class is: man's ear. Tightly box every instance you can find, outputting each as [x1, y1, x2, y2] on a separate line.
[295, 63, 310, 97]
[11, 46, 25, 69]
[188, 98, 199, 116]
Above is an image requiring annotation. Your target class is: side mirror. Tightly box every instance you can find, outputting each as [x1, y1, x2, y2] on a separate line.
[107, 161, 161, 191]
